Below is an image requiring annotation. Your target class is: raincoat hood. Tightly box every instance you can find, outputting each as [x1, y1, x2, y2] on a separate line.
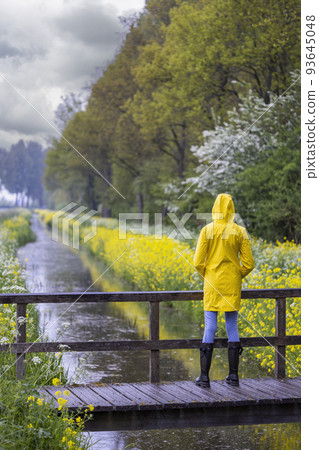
[212, 193, 235, 223]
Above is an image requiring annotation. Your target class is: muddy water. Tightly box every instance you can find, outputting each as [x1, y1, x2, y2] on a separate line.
[17, 214, 301, 449]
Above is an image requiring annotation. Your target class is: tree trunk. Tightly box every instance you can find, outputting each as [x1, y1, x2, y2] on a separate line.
[138, 192, 144, 217]
[162, 205, 168, 218]
[177, 123, 186, 179]
[87, 173, 97, 210]
[101, 162, 112, 217]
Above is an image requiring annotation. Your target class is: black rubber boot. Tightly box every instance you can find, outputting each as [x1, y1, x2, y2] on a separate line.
[195, 343, 214, 388]
[226, 341, 243, 386]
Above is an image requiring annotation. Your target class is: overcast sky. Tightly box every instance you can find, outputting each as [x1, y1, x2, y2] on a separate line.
[0, 0, 145, 151]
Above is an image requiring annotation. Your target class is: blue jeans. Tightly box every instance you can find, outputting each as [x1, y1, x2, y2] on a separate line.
[202, 310, 239, 343]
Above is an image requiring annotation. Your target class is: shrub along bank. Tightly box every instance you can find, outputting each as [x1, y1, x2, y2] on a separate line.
[0, 210, 93, 449]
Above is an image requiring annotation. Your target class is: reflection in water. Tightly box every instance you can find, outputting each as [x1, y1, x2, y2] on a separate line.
[17, 214, 301, 449]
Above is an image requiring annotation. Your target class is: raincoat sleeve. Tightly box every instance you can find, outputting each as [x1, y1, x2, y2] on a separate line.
[193, 227, 207, 278]
[239, 227, 255, 278]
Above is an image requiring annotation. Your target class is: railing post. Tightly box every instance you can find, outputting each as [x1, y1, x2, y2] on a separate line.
[275, 297, 286, 379]
[149, 301, 160, 383]
[16, 303, 27, 380]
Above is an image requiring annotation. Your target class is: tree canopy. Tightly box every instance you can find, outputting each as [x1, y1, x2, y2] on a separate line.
[0, 140, 45, 207]
[44, 0, 301, 241]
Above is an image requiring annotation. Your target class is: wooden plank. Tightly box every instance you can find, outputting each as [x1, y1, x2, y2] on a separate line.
[42, 385, 87, 409]
[40, 387, 55, 404]
[158, 382, 217, 407]
[16, 303, 26, 380]
[259, 378, 301, 398]
[241, 378, 287, 399]
[175, 381, 239, 405]
[257, 378, 300, 396]
[274, 381, 301, 397]
[65, 386, 113, 411]
[0, 288, 301, 305]
[240, 288, 300, 299]
[239, 379, 284, 403]
[275, 298, 286, 379]
[209, 380, 258, 404]
[149, 301, 160, 383]
[0, 335, 301, 354]
[89, 384, 137, 410]
[243, 380, 297, 403]
[282, 377, 301, 388]
[0, 291, 203, 304]
[110, 383, 163, 410]
[242, 379, 299, 402]
[213, 379, 281, 405]
[131, 383, 184, 408]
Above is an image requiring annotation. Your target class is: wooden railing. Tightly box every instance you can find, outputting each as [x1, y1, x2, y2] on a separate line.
[0, 288, 301, 381]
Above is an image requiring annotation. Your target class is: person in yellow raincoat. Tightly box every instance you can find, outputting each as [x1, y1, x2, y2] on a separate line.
[193, 193, 254, 387]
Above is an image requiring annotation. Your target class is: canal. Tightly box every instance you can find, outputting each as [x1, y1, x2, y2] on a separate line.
[18, 214, 301, 449]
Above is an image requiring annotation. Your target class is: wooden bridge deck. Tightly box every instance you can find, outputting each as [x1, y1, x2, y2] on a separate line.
[40, 377, 301, 431]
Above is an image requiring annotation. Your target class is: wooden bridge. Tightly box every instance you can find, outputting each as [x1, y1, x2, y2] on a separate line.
[0, 288, 301, 430]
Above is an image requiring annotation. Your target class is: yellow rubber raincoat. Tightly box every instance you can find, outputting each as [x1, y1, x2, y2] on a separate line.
[193, 193, 254, 311]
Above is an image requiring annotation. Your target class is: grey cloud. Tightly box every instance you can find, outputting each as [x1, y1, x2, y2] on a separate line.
[0, 0, 133, 149]
[54, 3, 122, 48]
[0, 40, 22, 58]
[0, 93, 54, 135]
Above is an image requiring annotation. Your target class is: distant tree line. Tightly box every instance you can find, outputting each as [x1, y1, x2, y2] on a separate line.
[0, 140, 45, 208]
[44, 0, 301, 241]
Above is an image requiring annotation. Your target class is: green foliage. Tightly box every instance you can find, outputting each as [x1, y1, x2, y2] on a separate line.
[0, 213, 93, 449]
[0, 213, 35, 249]
[0, 380, 93, 449]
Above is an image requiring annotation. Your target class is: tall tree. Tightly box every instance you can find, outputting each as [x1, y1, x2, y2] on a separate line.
[186, 72, 301, 241]
[0, 140, 45, 207]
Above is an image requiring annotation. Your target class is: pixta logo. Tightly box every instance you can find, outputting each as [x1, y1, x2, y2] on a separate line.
[52, 202, 97, 249]
[118, 212, 251, 240]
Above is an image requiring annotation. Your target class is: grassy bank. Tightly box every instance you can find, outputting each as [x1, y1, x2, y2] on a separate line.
[0, 210, 93, 449]
[37, 209, 301, 378]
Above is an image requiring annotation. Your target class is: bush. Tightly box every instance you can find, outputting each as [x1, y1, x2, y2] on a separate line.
[0, 212, 93, 449]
